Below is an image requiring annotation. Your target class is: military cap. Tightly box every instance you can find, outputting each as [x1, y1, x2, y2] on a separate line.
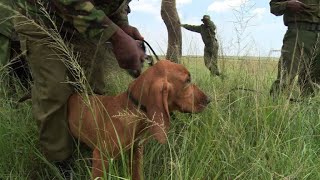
[201, 15, 211, 21]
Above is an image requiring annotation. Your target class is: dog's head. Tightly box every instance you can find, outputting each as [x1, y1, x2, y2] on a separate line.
[128, 60, 210, 144]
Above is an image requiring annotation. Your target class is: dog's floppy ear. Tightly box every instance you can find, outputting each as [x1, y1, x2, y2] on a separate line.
[146, 79, 170, 144]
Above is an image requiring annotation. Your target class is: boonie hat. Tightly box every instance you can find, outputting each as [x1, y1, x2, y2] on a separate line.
[201, 15, 210, 21]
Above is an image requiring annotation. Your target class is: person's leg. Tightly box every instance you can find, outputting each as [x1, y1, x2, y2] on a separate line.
[270, 29, 303, 97]
[309, 50, 320, 95]
[72, 38, 127, 95]
[204, 46, 220, 76]
[86, 42, 115, 95]
[0, 34, 12, 94]
[14, 16, 73, 161]
[0, 34, 10, 67]
[29, 39, 73, 161]
[212, 43, 220, 75]
[298, 31, 320, 96]
[71, 38, 109, 95]
[9, 33, 32, 90]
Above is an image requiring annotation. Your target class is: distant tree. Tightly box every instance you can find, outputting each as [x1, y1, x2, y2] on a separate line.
[161, 0, 182, 63]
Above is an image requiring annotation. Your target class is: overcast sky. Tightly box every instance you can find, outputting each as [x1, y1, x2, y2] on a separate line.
[129, 0, 286, 57]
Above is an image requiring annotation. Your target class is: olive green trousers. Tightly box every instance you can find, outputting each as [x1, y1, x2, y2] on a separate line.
[0, 34, 11, 93]
[14, 16, 120, 161]
[0, 34, 10, 67]
[204, 44, 219, 76]
[270, 28, 320, 97]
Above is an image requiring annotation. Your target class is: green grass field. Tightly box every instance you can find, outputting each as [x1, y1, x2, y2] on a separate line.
[1, 57, 320, 180]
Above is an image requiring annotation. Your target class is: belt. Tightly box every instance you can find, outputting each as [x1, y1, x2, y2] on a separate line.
[287, 22, 320, 31]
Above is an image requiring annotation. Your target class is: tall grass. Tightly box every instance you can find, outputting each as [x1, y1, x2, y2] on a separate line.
[1, 56, 320, 179]
[2, 1, 320, 179]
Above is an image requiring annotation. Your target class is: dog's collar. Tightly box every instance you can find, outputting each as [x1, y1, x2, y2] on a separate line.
[127, 91, 147, 113]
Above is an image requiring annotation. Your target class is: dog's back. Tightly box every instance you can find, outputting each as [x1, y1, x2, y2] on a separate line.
[68, 93, 146, 152]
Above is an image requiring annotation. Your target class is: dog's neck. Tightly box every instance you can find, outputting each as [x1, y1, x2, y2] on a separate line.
[113, 92, 148, 137]
[126, 91, 147, 113]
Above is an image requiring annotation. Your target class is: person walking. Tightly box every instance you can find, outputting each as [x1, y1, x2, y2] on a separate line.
[270, 0, 320, 97]
[181, 15, 220, 76]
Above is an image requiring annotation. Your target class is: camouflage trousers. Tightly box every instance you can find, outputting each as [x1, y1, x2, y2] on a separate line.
[0, 33, 11, 94]
[14, 16, 121, 161]
[270, 28, 320, 97]
[204, 44, 219, 76]
[0, 34, 10, 67]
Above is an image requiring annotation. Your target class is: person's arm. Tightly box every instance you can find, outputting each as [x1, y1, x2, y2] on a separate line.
[108, 1, 144, 40]
[51, 0, 145, 70]
[51, 0, 121, 42]
[270, 0, 288, 16]
[270, 0, 310, 16]
[181, 24, 201, 33]
[107, 0, 130, 27]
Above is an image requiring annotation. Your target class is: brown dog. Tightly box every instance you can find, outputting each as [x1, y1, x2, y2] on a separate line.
[68, 60, 211, 179]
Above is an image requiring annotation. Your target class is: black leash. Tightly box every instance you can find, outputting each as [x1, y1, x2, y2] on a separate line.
[142, 40, 160, 62]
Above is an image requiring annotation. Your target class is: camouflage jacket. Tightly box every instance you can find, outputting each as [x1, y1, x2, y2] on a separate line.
[0, 0, 14, 37]
[16, 0, 130, 42]
[182, 21, 217, 47]
[270, 0, 320, 25]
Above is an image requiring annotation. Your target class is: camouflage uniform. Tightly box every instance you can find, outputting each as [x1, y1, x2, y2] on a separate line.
[0, 0, 13, 67]
[181, 15, 220, 76]
[270, 0, 320, 97]
[14, 0, 131, 161]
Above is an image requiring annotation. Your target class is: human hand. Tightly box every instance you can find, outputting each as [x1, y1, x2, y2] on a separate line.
[110, 28, 145, 71]
[120, 25, 144, 40]
[287, 0, 310, 14]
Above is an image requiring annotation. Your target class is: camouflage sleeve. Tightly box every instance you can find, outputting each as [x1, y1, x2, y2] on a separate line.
[51, 0, 119, 42]
[110, 6, 129, 26]
[181, 24, 201, 33]
[100, 0, 130, 26]
[270, 0, 287, 16]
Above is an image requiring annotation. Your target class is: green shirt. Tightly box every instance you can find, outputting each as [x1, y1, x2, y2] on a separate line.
[270, 0, 320, 25]
[182, 21, 217, 47]
[0, 0, 14, 37]
[16, 0, 130, 42]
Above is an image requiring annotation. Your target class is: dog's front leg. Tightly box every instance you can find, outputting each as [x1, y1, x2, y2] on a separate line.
[92, 148, 109, 179]
[129, 143, 144, 180]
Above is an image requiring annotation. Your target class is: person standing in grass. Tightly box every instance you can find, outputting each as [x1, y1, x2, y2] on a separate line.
[14, 0, 145, 178]
[269, 0, 320, 97]
[181, 15, 221, 76]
